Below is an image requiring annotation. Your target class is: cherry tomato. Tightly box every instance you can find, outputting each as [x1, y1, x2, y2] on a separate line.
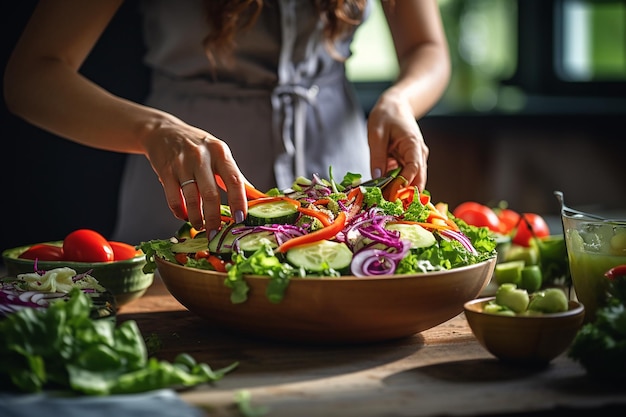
[497, 208, 521, 234]
[513, 213, 550, 247]
[63, 229, 114, 262]
[109, 241, 141, 261]
[453, 202, 501, 233]
[18, 243, 65, 261]
[195, 250, 227, 272]
[175, 253, 189, 265]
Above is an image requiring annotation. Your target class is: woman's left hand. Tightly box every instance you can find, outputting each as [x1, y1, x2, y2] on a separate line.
[367, 92, 429, 191]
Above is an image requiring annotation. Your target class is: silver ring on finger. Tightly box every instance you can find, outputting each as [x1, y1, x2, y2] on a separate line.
[180, 179, 196, 188]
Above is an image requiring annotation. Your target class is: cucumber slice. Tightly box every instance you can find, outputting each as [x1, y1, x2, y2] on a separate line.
[246, 200, 299, 226]
[171, 238, 209, 253]
[285, 240, 353, 272]
[208, 223, 245, 254]
[385, 223, 436, 248]
[237, 231, 278, 254]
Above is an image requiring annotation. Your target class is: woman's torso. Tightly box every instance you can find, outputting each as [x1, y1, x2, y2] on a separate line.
[113, 0, 371, 242]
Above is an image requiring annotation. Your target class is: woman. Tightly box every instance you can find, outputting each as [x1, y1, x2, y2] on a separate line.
[4, 0, 450, 244]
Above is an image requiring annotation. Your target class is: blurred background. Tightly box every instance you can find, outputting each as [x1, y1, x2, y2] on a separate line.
[1, 0, 625, 263]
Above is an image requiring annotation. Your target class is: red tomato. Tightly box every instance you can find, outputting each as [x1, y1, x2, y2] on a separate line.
[18, 243, 64, 261]
[195, 250, 227, 272]
[175, 253, 189, 265]
[63, 229, 114, 262]
[512, 213, 550, 247]
[109, 241, 141, 261]
[453, 202, 501, 233]
[497, 208, 521, 234]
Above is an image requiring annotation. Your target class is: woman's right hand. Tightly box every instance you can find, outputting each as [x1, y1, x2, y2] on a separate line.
[141, 122, 249, 237]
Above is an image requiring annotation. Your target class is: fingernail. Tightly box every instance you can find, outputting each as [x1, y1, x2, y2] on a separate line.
[373, 168, 382, 179]
[209, 230, 218, 240]
[234, 209, 245, 224]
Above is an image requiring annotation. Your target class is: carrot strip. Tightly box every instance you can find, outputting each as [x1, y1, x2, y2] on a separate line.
[247, 196, 301, 208]
[298, 206, 332, 227]
[276, 211, 347, 253]
[382, 176, 408, 202]
[215, 174, 269, 200]
[313, 198, 331, 206]
[390, 219, 454, 232]
[347, 187, 364, 219]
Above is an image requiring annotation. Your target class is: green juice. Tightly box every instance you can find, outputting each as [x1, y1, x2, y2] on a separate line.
[563, 217, 626, 323]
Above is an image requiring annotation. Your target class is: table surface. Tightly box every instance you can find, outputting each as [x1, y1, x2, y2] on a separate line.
[116, 274, 626, 417]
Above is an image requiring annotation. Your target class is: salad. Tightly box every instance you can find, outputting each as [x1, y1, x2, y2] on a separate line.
[141, 168, 496, 303]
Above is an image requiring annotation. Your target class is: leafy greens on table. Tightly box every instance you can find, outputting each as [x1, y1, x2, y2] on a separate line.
[0, 287, 237, 395]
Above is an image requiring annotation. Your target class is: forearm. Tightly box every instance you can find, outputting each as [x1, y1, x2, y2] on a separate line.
[380, 0, 451, 119]
[4, 57, 170, 155]
[384, 42, 450, 119]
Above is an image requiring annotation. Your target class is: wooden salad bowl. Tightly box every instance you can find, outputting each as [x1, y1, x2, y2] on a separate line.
[156, 256, 497, 344]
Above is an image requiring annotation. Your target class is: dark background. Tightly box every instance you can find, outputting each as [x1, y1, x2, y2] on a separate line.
[1, 1, 148, 261]
[2, 1, 625, 267]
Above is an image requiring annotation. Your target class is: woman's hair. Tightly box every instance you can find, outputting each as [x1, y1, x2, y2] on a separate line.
[202, 0, 368, 66]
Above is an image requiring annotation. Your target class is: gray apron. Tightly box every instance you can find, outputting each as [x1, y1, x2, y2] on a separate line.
[112, 0, 371, 243]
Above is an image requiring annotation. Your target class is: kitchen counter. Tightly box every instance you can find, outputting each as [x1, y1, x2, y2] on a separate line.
[117, 275, 626, 417]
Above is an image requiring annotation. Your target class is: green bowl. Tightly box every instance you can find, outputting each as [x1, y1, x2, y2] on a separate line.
[2, 242, 154, 307]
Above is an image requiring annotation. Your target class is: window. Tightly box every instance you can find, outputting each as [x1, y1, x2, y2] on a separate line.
[347, 0, 626, 115]
[557, 0, 626, 81]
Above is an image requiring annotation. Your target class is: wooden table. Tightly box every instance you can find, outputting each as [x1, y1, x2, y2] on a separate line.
[118, 275, 626, 417]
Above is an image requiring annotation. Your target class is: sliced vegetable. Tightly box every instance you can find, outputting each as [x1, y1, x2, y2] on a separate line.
[236, 231, 279, 254]
[276, 211, 347, 253]
[382, 175, 408, 202]
[208, 223, 244, 255]
[215, 174, 268, 200]
[245, 199, 300, 226]
[494, 260, 525, 286]
[385, 222, 436, 249]
[171, 238, 209, 254]
[285, 240, 353, 272]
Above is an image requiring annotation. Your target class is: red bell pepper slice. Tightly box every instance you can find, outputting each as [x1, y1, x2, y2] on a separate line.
[276, 211, 347, 253]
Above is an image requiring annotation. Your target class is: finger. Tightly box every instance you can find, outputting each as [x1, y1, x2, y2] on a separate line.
[194, 174, 222, 236]
[162, 172, 190, 222]
[214, 159, 248, 225]
[367, 118, 390, 181]
[180, 178, 204, 230]
[202, 137, 247, 233]
[394, 138, 428, 191]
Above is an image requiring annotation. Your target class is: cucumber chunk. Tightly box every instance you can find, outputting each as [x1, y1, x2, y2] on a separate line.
[494, 260, 525, 286]
[246, 200, 299, 226]
[285, 240, 353, 272]
[385, 223, 436, 248]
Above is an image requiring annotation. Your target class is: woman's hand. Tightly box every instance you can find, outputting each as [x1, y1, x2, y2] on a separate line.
[367, 92, 429, 191]
[370, 0, 450, 190]
[142, 123, 248, 236]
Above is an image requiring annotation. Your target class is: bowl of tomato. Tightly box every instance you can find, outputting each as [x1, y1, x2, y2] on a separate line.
[1, 229, 154, 307]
